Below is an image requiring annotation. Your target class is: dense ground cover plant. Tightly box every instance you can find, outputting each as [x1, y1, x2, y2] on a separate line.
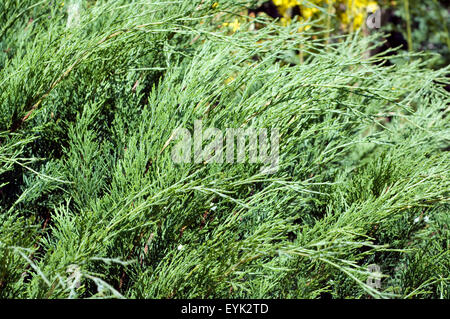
[0, 0, 449, 299]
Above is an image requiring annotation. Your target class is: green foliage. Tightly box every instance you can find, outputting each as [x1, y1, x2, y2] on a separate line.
[380, 0, 450, 68]
[0, 0, 449, 299]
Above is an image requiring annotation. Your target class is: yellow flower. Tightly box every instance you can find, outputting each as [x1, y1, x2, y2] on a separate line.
[302, 7, 319, 20]
[223, 19, 240, 33]
[230, 19, 240, 32]
[273, 0, 298, 17]
[298, 24, 312, 32]
[269, 0, 380, 31]
[367, 1, 379, 12]
[280, 17, 291, 26]
[353, 12, 364, 29]
[225, 76, 235, 84]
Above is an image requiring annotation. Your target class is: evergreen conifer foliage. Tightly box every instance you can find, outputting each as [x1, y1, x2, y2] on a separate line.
[0, 0, 449, 298]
